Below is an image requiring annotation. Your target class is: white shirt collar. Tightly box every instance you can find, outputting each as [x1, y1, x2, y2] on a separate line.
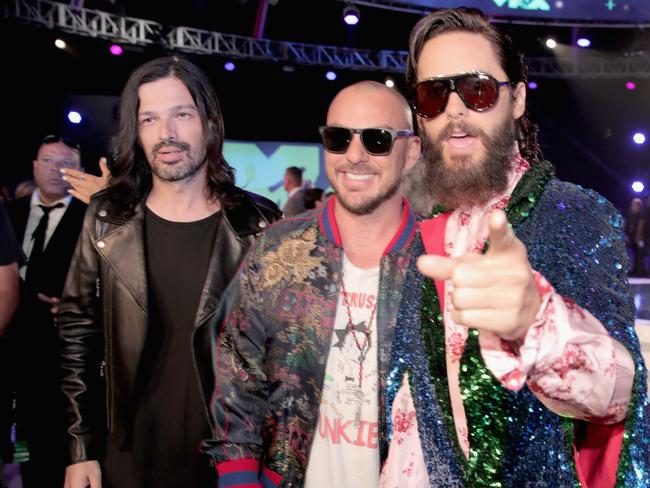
[30, 189, 72, 209]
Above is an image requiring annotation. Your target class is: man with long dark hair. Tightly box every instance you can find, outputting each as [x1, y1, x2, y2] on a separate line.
[58, 56, 281, 488]
[381, 7, 649, 487]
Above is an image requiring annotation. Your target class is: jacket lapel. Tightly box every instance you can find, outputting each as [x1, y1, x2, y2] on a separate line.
[43, 199, 86, 255]
[95, 206, 148, 314]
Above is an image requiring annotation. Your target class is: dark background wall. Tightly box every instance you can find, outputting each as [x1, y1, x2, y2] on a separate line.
[2, 0, 648, 213]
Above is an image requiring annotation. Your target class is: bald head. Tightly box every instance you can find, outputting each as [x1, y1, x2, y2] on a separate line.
[321, 80, 421, 218]
[327, 81, 414, 132]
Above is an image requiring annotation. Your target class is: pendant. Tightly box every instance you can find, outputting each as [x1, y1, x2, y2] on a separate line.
[354, 402, 362, 427]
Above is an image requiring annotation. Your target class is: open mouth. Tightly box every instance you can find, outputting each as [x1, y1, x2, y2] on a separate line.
[447, 132, 477, 149]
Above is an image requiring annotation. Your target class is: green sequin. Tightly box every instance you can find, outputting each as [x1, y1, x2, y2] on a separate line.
[421, 160, 559, 486]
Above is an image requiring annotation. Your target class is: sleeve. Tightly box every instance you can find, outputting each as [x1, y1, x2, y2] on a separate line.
[201, 234, 281, 487]
[480, 271, 634, 424]
[57, 202, 104, 462]
[0, 201, 25, 266]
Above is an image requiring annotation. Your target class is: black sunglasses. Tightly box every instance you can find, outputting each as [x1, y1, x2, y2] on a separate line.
[41, 134, 81, 152]
[412, 71, 514, 119]
[319, 126, 413, 156]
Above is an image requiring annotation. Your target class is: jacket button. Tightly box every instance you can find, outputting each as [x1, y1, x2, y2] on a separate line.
[97, 240, 106, 249]
[98, 210, 107, 217]
[258, 220, 267, 229]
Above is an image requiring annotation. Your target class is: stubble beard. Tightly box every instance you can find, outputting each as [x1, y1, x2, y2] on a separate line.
[333, 164, 402, 216]
[150, 139, 207, 183]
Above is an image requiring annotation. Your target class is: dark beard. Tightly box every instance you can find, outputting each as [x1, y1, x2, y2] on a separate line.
[420, 118, 517, 209]
[150, 139, 207, 183]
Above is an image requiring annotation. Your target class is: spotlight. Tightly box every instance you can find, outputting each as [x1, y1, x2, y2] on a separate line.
[528, 81, 538, 90]
[55, 39, 66, 49]
[576, 38, 591, 48]
[633, 132, 646, 145]
[325, 71, 337, 81]
[109, 44, 123, 56]
[626, 81, 637, 91]
[632, 181, 645, 193]
[385, 78, 395, 88]
[545, 38, 557, 49]
[67, 111, 82, 124]
[224, 61, 236, 72]
[343, 5, 360, 26]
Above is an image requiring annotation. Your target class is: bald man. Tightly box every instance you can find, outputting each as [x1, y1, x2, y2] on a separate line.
[203, 81, 422, 488]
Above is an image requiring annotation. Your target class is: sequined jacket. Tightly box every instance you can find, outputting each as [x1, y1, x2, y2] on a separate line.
[202, 197, 419, 487]
[388, 167, 650, 487]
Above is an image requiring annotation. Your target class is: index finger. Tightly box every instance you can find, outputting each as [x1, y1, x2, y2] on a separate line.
[486, 209, 517, 255]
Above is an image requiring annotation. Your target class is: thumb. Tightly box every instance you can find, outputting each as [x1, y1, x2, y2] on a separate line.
[417, 254, 455, 281]
[486, 209, 516, 255]
[99, 157, 110, 178]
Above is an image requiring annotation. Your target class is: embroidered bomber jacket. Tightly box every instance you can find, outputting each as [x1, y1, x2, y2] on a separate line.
[202, 196, 420, 488]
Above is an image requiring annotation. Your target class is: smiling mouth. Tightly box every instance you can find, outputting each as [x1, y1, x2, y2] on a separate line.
[343, 172, 374, 181]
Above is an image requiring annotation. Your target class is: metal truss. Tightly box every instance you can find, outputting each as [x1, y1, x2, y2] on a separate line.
[4, 0, 650, 77]
[527, 55, 650, 78]
[7, 0, 160, 45]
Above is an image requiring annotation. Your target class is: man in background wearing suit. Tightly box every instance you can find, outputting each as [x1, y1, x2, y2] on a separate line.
[5, 134, 86, 487]
[282, 166, 308, 216]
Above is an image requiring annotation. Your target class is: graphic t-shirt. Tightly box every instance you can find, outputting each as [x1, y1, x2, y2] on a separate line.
[304, 255, 380, 488]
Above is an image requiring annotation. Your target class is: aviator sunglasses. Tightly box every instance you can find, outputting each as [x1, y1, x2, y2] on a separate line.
[412, 71, 514, 119]
[318, 126, 414, 156]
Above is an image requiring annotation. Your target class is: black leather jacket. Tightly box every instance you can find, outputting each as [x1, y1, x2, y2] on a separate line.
[58, 188, 281, 463]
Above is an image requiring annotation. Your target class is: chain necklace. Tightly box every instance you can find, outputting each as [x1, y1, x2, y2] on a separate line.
[339, 277, 378, 388]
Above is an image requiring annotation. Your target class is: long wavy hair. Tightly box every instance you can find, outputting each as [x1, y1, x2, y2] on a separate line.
[405, 8, 543, 165]
[106, 56, 235, 216]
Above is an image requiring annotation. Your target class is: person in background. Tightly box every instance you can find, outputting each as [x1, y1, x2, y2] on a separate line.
[303, 187, 326, 210]
[5, 134, 86, 488]
[282, 166, 308, 216]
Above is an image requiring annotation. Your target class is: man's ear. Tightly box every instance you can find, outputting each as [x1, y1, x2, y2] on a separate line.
[404, 135, 422, 172]
[512, 81, 526, 120]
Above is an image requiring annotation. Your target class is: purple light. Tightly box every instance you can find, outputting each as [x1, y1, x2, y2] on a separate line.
[343, 6, 360, 25]
[626, 81, 637, 91]
[632, 181, 645, 193]
[109, 44, 123, 56]
[576, 38, 591, 48]
[528, 81, 538, 90]
[224, 62, 236, 72]
[325, 71, 337, 81]
[67, 111, 82, 124]
[633, 132, 646, 145]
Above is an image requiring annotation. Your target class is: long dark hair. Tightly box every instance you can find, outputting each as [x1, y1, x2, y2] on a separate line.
[406, 8, 543, 165]
[107, 56, 235, 216]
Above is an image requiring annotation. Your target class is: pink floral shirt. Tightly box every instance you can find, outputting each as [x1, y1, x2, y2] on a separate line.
[380, 156, 635, 487]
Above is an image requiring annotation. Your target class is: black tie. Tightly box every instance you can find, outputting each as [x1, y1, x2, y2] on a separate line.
[25, 203, 64, 287]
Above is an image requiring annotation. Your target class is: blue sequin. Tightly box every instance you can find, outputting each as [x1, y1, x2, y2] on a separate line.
[386, 176, 650, 487]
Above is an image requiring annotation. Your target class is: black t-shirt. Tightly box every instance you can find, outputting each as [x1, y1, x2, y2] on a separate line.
[105, 207, 221, 488]
[0, 201, 25, 266]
